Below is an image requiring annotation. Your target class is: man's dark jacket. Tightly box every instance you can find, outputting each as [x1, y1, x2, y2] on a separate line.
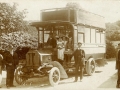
[72, 49, 85, 65]
[4, 51, 19, 69]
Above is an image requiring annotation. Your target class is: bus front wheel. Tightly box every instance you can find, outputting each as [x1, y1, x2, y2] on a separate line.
[49, 67, 60, 86]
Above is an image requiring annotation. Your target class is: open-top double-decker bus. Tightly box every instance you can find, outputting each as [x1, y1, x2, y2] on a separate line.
[15, 6, 106, 86]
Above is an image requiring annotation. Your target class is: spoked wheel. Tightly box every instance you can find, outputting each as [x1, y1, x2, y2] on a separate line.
[49, 67, 60, 86]
[15, 68, 25, 85]
[86, 58, 96, 76]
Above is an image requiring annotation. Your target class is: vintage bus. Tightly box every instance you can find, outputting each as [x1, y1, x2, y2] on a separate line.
[15, 6, 106, 86]
[32, 6, 106, 72]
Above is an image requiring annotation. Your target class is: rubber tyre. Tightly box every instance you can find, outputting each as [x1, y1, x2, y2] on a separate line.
[15, 68, 24, 85]
[49, 67, 60, 86]
[85, 58, 95, 76]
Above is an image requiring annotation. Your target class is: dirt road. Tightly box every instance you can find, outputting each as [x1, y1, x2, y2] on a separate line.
[0, 59, 118, 90]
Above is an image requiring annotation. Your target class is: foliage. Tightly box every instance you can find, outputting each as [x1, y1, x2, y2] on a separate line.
[106, 41, 116, 59]
[106, 21, 120, 41]
[0, 31, 38, 50]
[0, 3, 37, 50]
[106, 30, 120, 41]
[0, 3, 28, 34]
[116, 20, 120, 27]
[105, 21, 120, 59]
[66, 2, 82, 9]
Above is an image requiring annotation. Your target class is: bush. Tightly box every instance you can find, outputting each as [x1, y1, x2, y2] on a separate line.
[0, 31, 38, 50]
[106, 42, 116, 59]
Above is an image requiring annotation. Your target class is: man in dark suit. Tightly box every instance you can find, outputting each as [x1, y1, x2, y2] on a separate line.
[4, 45, 18, 88]
[116, 43, 120, 88]
[71, 42, 85, 82]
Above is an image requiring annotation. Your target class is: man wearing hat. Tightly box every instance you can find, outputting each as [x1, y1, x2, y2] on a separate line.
[4, 45, 18, 88]
[71, 42, 85, 82]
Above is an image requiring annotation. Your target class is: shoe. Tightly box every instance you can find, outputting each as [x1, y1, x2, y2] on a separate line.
[10, 85, 16, 87]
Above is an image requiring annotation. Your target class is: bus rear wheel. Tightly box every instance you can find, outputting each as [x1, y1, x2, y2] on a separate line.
[86, 58, 95, 76]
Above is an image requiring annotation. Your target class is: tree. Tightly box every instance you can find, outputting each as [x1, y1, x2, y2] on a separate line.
[106, 31, 120, 41]
[66, 2, 82, 9]
[116, 20, 120, 27]
[0, 3, 28, 34]
[105, 21, 120, 58]
[0, 3, 38, 50]
[106, 21, 120, 41]
[106, 41, 116, 58]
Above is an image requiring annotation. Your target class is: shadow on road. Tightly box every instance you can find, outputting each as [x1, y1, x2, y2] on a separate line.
[98, 73, 117, 88]
[95, 71, 102, 73]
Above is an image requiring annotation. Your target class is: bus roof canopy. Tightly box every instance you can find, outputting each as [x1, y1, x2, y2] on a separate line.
[30, 21, 71, 27]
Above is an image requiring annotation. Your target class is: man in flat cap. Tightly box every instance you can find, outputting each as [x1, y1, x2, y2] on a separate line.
[71, 42, 85, 82]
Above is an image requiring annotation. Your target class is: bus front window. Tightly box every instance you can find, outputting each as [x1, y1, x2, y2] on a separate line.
[38, 24, 73, 49]
[38, 30, 57, 49]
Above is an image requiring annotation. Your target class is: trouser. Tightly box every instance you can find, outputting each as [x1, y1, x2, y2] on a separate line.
[6, 68, 15, 86]
[117, 69, 120, 85]
[0, 66, 2, 86]
[75, 64, 84, 81]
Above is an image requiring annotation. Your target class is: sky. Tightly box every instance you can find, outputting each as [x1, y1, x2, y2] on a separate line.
[1, 0, 120, 23]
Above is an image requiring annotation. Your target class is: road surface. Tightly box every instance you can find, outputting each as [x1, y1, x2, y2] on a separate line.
[0, 59, 118, 90]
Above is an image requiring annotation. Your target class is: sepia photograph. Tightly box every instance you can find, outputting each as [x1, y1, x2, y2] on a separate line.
[0, 0, 120, 89]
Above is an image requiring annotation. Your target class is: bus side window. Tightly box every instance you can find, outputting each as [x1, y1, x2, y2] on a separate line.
[78, 33, 84, 43]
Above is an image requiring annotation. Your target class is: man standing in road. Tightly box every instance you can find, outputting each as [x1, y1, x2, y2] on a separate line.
[4, 45, 18, 88]
[116, 43, 120, 88]
[71, 42, 85, 82]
